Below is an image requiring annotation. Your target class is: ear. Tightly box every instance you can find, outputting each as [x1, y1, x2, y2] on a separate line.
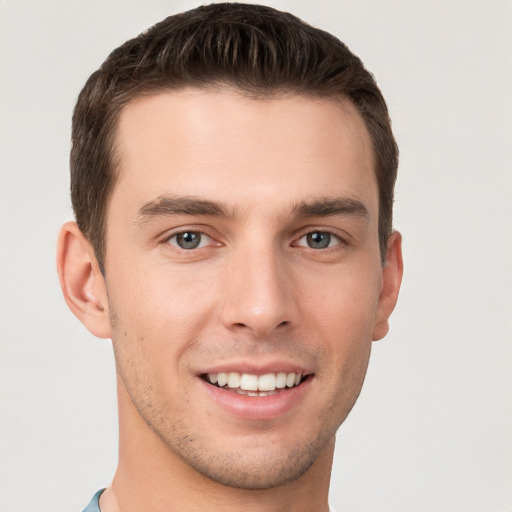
[372, 231, 403, 341]
[56, 222, 111, 339]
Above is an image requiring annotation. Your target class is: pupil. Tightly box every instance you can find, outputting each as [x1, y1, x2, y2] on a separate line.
[177, 232, 201, 249]
[307, 232, 330, 249]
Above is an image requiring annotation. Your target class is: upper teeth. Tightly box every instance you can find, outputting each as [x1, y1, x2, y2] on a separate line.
[208, 372, 302, 391]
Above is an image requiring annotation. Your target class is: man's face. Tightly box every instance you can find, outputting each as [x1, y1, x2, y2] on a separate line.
[102, 89, 394, 488]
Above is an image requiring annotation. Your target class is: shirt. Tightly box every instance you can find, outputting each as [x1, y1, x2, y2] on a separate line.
[82, 489, 104, 512]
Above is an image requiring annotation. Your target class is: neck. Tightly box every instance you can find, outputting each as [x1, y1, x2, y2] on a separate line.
[107, 381, 334, 512]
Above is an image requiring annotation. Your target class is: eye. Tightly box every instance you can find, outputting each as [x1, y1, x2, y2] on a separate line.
[296, 231, 341, 249]
[167, 231, 212, 250]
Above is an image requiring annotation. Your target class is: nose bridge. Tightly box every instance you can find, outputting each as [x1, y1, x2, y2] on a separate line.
[220, 240, 296, 336]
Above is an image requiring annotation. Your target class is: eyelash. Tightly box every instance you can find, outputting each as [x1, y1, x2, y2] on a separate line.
[164, 230, 216, 250]
[163, 228, 346, 252]
[293, 231, 345, 250]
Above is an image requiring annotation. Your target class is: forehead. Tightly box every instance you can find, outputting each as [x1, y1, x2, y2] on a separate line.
[111, 88, 377, 219]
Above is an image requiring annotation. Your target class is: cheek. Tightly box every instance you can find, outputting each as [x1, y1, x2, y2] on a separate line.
[106, 269, 210, 374]
[303, 262, 382, 332]
[311, 274, 377, 414]
[106, 262, 228, 400]
[108, 263, 213, 329]
[302, 264, 380, 384]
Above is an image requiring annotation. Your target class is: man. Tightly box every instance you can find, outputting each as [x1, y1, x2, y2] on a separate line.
[57, 3, 403, 511]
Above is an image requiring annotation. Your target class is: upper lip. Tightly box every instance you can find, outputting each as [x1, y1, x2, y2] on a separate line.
[197, 359, 313, 376]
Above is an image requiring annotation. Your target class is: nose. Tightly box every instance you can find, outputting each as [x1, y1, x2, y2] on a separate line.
[219, 246, 298, 337]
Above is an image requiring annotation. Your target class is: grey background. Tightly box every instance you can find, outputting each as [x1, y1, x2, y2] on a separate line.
[1, 1, 511, 511]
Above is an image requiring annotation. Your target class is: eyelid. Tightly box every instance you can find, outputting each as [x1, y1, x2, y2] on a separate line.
[161, 227, 221, 249]
[295, 231, 342, 247]
[292, 224, 354, 249]
[168, 231, 211, 249]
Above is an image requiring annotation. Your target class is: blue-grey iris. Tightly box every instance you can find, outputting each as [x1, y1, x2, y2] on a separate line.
[307, 232, 331, 249]
[176, 232, 201, 249]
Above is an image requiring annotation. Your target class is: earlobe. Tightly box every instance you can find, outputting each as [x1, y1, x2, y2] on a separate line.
[372, 231, 403, 341]
[56, 222, 111, 339]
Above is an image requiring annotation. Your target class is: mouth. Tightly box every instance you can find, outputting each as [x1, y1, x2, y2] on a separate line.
[201, 371, 311, 397]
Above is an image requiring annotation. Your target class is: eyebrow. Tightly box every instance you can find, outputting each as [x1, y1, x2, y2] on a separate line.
[136, 194, 369, 224]
[136, 195, 233, 222]
[292, 197, 369, 219]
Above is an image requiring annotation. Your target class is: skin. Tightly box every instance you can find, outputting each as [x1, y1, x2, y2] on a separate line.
[57, 88, 402, 512]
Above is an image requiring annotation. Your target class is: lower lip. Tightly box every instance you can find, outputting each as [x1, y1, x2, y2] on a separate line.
[200, 377, 312, 420]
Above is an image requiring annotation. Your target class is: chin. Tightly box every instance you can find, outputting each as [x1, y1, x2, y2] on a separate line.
[177, 438, 328, 490]
[151, 419, 337, 491]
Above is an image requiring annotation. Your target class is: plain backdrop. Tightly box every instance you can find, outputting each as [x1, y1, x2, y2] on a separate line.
[1, 1, 511, 511]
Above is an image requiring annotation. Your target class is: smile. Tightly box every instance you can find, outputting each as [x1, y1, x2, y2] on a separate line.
[204, 372, 308, 397]
[199, 369, 313, 419]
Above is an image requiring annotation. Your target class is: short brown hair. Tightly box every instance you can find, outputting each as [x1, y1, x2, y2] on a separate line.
[71, 2, 398, 271]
